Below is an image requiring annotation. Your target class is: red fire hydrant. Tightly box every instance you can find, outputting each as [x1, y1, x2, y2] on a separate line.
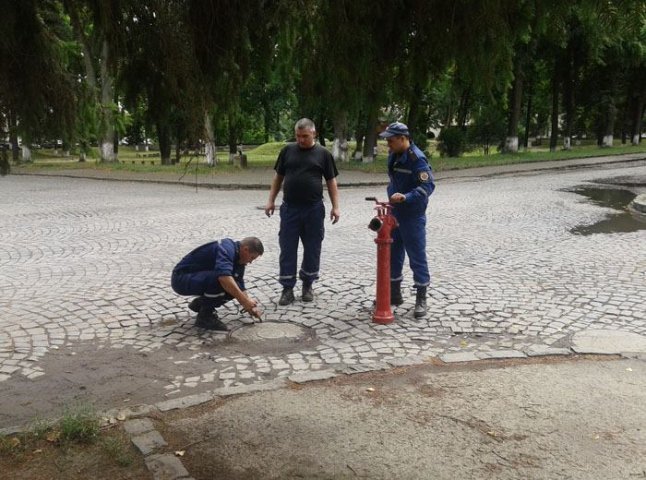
[366, 197, 399, 324]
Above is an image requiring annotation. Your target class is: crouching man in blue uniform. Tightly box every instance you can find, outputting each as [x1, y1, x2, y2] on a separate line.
[171, 237, 264, 331]
[379, 122, 435, 318]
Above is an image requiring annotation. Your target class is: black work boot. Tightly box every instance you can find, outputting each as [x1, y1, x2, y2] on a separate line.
[414, 287, 427, 318]
[390, 281, 403, 306]
[195, 307, 227, 331]
[279, 288, 295, 306]
[188, 296, 204, 313]
[302, 284, 314, 302]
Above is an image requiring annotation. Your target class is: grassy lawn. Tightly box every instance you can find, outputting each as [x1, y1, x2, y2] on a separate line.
[12, 140, 646, 176]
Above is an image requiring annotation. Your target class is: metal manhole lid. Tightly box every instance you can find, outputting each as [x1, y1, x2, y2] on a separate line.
[230, 321, 309, 342]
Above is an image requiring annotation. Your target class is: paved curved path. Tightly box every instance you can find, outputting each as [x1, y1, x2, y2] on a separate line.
[1, 162, 645, 429]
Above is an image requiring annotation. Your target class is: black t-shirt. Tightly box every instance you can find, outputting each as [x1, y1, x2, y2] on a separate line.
[274, 143, 338, 205]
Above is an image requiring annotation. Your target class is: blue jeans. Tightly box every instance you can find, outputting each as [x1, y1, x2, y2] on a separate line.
[278, 201, 325, 288]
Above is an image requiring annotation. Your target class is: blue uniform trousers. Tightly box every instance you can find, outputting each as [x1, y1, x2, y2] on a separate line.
[171, 270, 233, 309]
[390, 214, 430, 287]
[278, 201, 325, 288]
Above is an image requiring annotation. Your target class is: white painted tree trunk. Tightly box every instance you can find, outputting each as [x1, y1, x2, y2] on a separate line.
[602, 135, 613, 147]
[204, 112, 216, 166]
[632, 134, 640, 145]
[101, 141, 115, 161]
[100, 39, 116, 162]
[21, 146, 32, 162]
[504, 136, 519, 153]
[332, 112, 349, 163]
[563, 136, 571, 150]
[332, 138, 349, 163]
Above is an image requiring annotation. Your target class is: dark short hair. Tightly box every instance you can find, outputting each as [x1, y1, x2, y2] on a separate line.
[241, 237, 264, 255]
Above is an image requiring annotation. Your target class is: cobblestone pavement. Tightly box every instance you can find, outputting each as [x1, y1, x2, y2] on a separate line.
[1, 163, 645, 428]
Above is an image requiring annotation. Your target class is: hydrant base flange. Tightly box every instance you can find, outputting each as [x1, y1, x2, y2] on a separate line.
[372, 311, 395, 324]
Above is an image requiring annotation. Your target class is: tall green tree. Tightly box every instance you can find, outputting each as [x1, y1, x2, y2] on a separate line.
[0, 0, 75, 162]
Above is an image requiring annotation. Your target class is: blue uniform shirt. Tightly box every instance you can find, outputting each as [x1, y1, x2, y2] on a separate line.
[174, 238, 246, 291]
[387, 143, 435, 217]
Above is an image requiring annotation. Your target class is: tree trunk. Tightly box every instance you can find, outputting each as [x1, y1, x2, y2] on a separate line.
[113, 131, 119, 155]
[204, 111, 216, 166]
[562, 37, 576, 150]
[227, 114, 238, 164]
[407, 82, 429, 151]
[0, 147, 9, 176]
[22, 145, 32, 163]
[504, 60, 523, 153]
[601, 96, 617, 148]
[174, 125, 182, 165]
[99, 39, 116, 162]
[316, 112, 326, 147]
[353, 111, 365, 161]
[9, 108, 19, 162]
[630, 91, 644, 146]
[157, 121, 172, 165]
[262, 97, 271, 144]
[354, 130, 364, 161]
[549, 66, 559, 152]
[524, 79, 534, 149]
[457, 85, 471, 131]
[362, 107, 379, 163]
[332, 111, 349, 163]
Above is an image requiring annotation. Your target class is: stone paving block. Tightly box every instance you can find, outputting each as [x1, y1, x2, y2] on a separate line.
[124, 418, 155, 435]
[386, 356, 426, 367]
[524, 345, 572, 357]
[131, 430, 167, 456]
[439, 352, 480, 363]
[212, 378, 286, 397]
[342, 362, 389, 374]
[476, 350, 527, 360]
[156, 392, 215, 412]
[145, 453, 189, 480]
[571, 329, 646, 355]
[288, 369, 337, 383]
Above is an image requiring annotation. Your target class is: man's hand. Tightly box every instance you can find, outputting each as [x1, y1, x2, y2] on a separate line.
[264, 202, 275, 217]
[249, 306, 263, 320]
[241, 296, 258, 313]
[389, 193, 406, 204]
[330, 207, 340, 224]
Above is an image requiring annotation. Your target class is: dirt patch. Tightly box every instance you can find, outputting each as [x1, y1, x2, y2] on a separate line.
[155, 354, 641, 480]
[0, 340, 222, 430]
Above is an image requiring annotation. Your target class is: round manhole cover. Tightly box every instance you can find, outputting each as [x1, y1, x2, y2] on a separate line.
[230, 321, 310, 342]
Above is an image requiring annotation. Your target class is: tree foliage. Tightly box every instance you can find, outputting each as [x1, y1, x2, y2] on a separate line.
[1, 0, 644, 163]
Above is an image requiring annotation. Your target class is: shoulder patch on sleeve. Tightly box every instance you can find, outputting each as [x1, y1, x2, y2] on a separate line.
[418, 171, 431, 182]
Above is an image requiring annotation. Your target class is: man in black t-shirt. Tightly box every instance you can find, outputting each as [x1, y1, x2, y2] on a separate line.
[264, 118, 340, 305]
